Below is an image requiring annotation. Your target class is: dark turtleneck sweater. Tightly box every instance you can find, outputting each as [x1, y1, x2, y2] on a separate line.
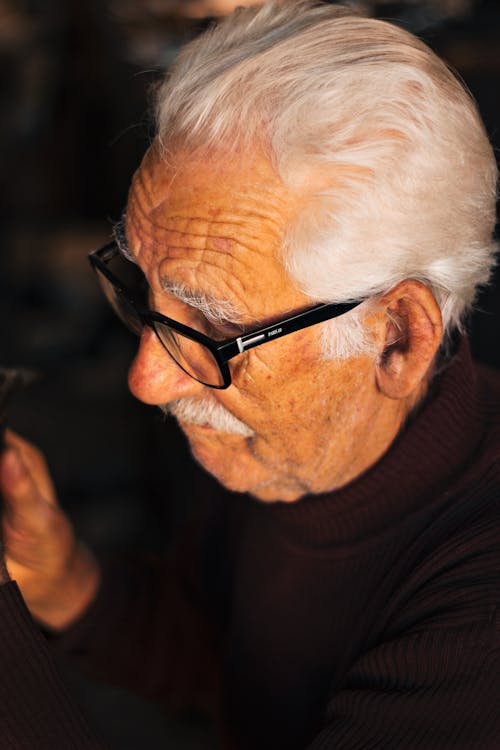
[0, 339, 499, 749]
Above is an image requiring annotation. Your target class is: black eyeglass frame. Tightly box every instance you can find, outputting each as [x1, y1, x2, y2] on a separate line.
[89, 241, 363, 389]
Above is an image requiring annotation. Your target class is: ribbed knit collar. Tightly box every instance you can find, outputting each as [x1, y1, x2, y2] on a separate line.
[257, 337, 486, 548]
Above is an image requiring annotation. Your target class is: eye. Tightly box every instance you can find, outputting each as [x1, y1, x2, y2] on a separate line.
[192, 314, 227, 340]
[203, 317, 245, 340]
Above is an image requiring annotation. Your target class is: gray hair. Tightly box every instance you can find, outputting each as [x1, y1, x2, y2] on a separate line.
[155, 0, 498, 358]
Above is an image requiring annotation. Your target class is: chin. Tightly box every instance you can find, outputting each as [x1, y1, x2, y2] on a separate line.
[180, 423, 309, 503]
[247, 480, 308, 503]
[182, 425, 250, 486]
[189, 439, 305, 503]
[189, 441, 250, 492]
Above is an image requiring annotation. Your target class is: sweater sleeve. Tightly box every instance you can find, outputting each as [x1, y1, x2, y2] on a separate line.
[0, 581, 108, 750]
[51, 516, 223, 718]
[308, 616, 500, 750]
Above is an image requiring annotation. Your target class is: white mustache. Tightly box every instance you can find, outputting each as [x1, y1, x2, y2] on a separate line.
[161, 397, 254, 438]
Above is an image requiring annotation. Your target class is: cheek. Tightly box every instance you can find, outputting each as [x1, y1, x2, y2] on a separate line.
[233, 332, 316, 396]
[224, 360, 326, 460]
[239, 353, 375, 441]
[222, 330, 376, 442]
[228, 352, 303, 430]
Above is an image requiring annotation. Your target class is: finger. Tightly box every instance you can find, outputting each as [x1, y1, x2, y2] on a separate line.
[1, 447, 62, 548]
[0, 448, 54, 523]
[1, 447, 41, 509]
[3, 430, 58, 507]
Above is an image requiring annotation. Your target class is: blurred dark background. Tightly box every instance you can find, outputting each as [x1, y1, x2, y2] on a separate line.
[0, 1, 499, 747]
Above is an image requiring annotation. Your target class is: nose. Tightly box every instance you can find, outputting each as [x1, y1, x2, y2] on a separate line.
[128, 326, 203, 406]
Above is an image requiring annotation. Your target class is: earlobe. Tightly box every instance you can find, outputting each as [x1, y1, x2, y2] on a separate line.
[375, 280, 443, 401]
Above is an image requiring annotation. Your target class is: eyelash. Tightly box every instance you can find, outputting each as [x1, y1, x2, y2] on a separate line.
[204, 317, 245, 340]
[203, 318, 234, 339]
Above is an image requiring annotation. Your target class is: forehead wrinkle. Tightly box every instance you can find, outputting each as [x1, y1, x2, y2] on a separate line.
[126, 170, 195, 262]
[132, 177, 287, 248]
[156, 211, 288, 285]
[128, 196, 302, 321]
[126, 188, 155, 264]
[132, 157, 286, 230]
[127, 151, 310, 322]
[128, 166, 291, 271]
[163, 237, 261, 275]
[133, 161, 166, 215]
[138, 225, 262, 301]
[148, 208, 283, 293]
[128, 195, 268, 264]
[141, 210, 284, 258]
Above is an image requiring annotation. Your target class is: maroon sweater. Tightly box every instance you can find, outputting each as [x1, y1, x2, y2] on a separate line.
[1, 339, 500, 749]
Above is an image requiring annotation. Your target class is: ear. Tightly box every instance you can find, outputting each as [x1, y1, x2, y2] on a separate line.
[374, 280, 443, 400]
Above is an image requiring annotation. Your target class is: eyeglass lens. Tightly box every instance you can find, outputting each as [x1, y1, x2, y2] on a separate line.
[152, 321, 225, 387]
[95, 257, 225, 387]
[95, 268, 143, 335]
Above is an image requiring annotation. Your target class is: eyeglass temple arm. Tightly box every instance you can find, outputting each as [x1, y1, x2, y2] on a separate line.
[219, 300, 360, 361]
[89, 241, 118, 264]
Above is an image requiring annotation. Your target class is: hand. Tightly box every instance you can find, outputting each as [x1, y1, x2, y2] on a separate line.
[0, 430, 100, 629]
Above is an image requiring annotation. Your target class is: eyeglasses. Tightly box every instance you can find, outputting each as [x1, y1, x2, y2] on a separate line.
[89, 241, 362, 389]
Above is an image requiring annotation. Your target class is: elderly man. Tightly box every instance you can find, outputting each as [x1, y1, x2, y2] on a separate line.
[0, 1, 499, 748]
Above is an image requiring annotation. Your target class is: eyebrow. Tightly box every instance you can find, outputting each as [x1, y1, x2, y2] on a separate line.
[160, 278, 246, 328]
[112, 214, 137, 264]
[113, 213, 245, 328]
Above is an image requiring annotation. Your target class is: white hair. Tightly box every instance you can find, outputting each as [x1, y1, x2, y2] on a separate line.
[155, 0, 498, 359]
[162, 396, 254, 436]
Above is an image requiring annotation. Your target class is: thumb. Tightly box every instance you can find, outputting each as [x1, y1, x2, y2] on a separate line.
[1, 447, 30, 494]
[2, 430, 58, 508]
[0, 447, 48, 520]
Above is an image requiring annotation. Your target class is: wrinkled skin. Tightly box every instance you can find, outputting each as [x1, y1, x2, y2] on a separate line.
[126, 144, 411, 502]
[0, 143, 442, 629]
